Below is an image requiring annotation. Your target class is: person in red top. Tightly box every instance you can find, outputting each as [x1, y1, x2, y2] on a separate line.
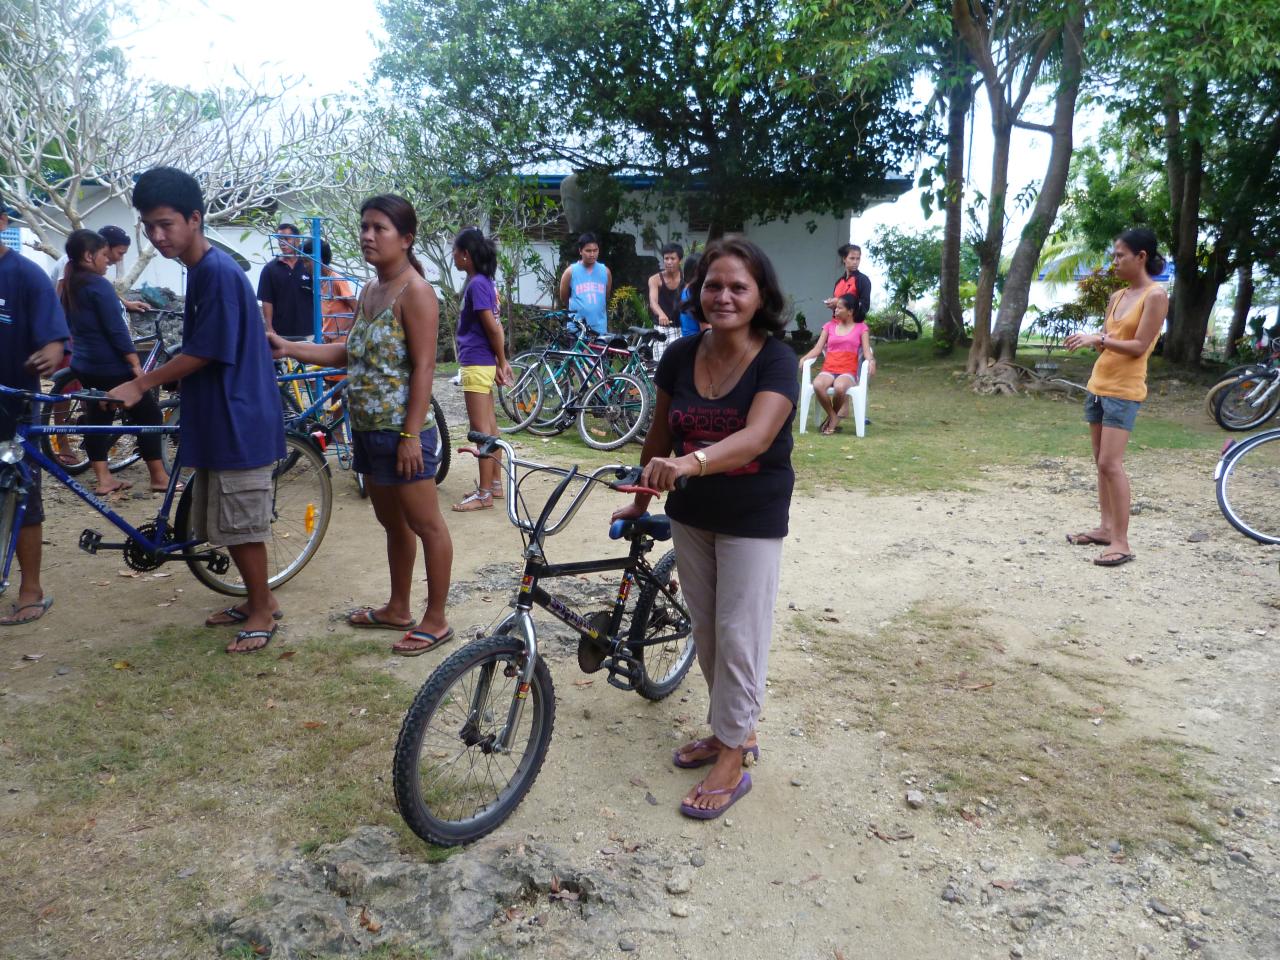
[822, 243, 871, 319]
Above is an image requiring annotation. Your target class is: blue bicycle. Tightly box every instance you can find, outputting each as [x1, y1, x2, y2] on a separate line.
[275, 363, 451, 498]
[0, 384, 332, 598]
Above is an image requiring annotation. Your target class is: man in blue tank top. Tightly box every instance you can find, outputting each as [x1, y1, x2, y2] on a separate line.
[558, 232, 611, 335]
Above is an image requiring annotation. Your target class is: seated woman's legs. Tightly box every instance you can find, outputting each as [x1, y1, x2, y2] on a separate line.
[811, 372, 837, 432]
[831, 373, 857, 424]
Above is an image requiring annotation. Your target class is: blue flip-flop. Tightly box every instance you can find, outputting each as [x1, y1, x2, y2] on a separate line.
[0, 595, 53, 626]
[679, 772, 752, 820]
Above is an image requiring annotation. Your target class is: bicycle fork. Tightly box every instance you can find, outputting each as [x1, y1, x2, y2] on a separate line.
[465, 606, 540, 755]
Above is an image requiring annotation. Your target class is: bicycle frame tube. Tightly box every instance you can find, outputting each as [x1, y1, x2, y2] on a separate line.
[16, 433, 195, 553]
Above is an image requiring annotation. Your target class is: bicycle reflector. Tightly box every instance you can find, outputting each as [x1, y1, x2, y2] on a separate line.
[305, 503, 316, 535]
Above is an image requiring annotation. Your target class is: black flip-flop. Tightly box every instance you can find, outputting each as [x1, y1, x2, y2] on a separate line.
[1093, 552, 1135, 567]
[347, 607, 415, 630]
[392, 628, 455, 657]
[227, 624, 277, 654]
[205, 607, 284, 628]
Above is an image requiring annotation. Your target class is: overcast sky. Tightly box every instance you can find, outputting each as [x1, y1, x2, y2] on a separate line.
[112, 0, 1091, 296]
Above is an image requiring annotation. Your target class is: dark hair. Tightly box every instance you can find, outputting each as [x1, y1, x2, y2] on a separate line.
[1117, 227, 1166, 276]
[454, 226, 498, 279]
[689, 236, 786, 334]
[837, 243, 862, 258]
[277, 222, 299, 235]
[836, 293, 866, 323]
[97, 225, 130, 248]
[577, 232, 599, 251]
[132, 166, 205, 219]
[359, 194, 424, 278]
[660, 242, 684, 259]
[681, 254, 701, 285]
[302, 238, 333, 266]
[61, 228, 107, 313]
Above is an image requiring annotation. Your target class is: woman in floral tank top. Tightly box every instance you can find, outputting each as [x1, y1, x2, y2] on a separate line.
[269, 195, 455, 656]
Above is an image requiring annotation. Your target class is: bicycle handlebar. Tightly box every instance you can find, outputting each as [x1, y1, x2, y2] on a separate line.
[0, 383, 122, 405]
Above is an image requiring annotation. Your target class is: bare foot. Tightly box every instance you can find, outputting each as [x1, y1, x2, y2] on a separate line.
[682, 749, 747, 813]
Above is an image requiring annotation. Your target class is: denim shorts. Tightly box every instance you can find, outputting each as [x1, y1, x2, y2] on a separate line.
[352, 428, 440, 485]
[1083, 391, 1141, 432]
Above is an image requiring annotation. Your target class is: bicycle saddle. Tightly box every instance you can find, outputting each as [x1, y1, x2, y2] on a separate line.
[608, 513, 672, 542]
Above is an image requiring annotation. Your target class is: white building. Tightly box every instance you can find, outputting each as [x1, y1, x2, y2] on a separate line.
[11, 174, 914, 331]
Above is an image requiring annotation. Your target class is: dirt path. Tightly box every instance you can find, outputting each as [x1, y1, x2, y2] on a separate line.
[2, 382, 1278, 959]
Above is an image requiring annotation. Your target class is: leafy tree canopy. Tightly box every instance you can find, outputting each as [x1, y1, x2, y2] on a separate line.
[375, 0, 923, 234]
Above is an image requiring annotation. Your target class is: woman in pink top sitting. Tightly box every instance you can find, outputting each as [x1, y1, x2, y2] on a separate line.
[797, 294, 876, 434]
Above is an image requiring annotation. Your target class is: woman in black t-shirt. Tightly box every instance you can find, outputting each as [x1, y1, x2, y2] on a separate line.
[615, 237, 797, 820]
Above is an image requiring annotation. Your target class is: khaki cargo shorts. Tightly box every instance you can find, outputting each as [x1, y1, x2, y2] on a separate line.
[190, 466, 274, 547]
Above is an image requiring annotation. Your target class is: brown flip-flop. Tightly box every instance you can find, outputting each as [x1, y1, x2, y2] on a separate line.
[392, 628, 455, 657]
[1066, 532, 1111, 546]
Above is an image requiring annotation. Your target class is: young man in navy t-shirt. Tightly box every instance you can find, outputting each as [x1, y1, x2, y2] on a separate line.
[108, 168, 286, 653]
[0, 203, 70, 626]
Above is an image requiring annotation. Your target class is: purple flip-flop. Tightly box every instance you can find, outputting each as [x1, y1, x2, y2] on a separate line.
[672, 738, 760, 770]
[679, 772, 752, 820]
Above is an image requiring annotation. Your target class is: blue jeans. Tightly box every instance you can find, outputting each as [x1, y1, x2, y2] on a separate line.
[1083, 392, 1141, 432]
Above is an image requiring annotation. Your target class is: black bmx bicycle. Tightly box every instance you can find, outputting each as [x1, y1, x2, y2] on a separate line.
[392, 431, 696, 846]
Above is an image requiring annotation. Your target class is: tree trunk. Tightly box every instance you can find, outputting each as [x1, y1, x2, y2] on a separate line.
[934, 47, 973, 352]
[1226, 263, 1253, 358]
[1164, 268, 1222, 365]
[965, 110, 1010, 374]
[991, 13, 1083, 364]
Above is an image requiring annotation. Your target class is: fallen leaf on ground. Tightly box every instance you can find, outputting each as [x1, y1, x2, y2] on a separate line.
[96, 772, 115, 785]
[117, 570, 140, 578]
[276, 650, 296, 661]
[628, 776, 648, 788]
[358, 907, 382, 933]
[91, 580, 110, 587]
[991, 879, 1017, 890]
[21, 653, 43, 662]
[151, 571, 173, 579]
[301, 720, 326, 730]
[265, 699, 277, 710]
[112, 660, 131, 670]
[573, 678, 594, 687]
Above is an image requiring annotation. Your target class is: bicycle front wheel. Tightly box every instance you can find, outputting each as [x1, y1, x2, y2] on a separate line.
[496, 359, 543, 434]
[177, 433, 333, 594]
[1214, 374, 1280, 431]
[431, 396, 451, 486]
[627, 549, 696, 701]
[577, 372, 650, 450]
[393, 635, 555, 846]
[1216, 430, 1280, 544]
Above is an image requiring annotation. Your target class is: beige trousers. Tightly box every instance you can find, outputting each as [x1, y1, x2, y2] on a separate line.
[669, 519, 783, 748]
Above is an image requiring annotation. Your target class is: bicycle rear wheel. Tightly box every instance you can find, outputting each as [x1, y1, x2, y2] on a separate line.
[627, 549, 695, 701]
[577, 372, 650, 450]
[393, 634, 555, 846]
[176, 433, 333, 594]
[1214, 373, 1280, 431]
[1216, 430, 1280, 544]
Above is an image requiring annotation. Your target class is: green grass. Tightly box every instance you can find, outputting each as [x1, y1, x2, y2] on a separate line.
[0, 629, 453, 957]
[503, 339, 1221, 494]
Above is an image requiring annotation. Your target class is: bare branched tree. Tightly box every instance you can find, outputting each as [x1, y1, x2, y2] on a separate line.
[0, 0, 357, 289]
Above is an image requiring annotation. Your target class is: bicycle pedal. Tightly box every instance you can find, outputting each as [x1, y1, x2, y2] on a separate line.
[604, 650, 642, 691]
[78, 529, 103, 554]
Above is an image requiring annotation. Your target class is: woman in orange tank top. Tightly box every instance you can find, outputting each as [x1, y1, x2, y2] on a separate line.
[1063, 228, 1169, 567]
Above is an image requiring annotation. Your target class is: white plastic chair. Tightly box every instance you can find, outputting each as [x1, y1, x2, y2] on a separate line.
[798, 357, 869, 437]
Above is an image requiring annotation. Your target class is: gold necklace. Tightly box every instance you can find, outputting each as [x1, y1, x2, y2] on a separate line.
[701, 333, 754, 399]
